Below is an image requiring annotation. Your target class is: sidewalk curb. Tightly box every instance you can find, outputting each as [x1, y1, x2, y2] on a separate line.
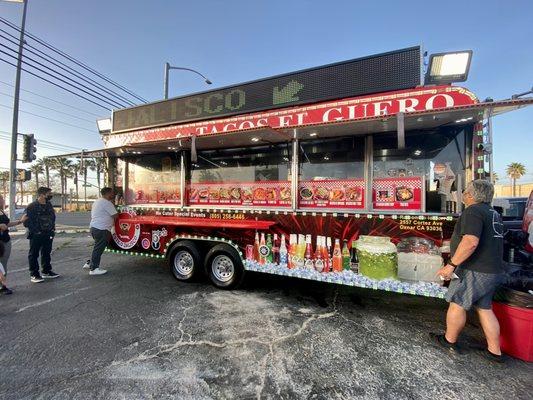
[10, 228, 91, 236]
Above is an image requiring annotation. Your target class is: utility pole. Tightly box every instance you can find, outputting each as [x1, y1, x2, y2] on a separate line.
[8, 0, 29, 220]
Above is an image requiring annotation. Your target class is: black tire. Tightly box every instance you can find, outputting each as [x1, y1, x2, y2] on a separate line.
[205, 244, 245, 289]
[168, 240, 201, 282]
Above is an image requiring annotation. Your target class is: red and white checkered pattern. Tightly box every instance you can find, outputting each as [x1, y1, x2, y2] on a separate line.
[372, 177, 422, 190]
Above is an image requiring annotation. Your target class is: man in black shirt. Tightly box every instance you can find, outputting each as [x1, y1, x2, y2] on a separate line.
[432, 180, 504, 362]
[24, 187, 60, 283]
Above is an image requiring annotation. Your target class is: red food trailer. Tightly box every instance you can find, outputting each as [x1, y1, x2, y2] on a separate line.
[65, 47, 533, 297]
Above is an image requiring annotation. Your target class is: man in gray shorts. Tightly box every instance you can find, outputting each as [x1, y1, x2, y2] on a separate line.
[433, 179, 505, 362]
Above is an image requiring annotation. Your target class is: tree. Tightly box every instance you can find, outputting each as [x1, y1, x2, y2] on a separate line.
[506, 162, 526, 197]
[83, 158, 96, 209]
[30, 161, 44, 189]
[492, 172, 499, 184]
[51, 158, 73, 211]
[41, 157, 55, 188]
[94, 157, 106, 189]
[0, 171, 9, 199]
[70, 161, 81, 211]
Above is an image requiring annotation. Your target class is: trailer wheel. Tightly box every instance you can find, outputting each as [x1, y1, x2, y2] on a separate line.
[205, 244, 244, 289]
[169, 241, 201, 282]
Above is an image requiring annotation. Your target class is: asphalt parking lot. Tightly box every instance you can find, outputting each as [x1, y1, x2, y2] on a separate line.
[1, 233, 531, 400]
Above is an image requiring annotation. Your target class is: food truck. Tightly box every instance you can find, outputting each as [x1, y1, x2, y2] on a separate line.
[64, 47, 533, 297]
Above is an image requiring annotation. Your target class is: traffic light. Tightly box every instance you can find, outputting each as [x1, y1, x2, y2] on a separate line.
[21, 133, 37, 162]
[17, 169, 31, 182]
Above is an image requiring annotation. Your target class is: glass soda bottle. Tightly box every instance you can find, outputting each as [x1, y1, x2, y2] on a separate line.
[332, 239, 343, 272]
[288, 234, 297, 269]
[297, 234, 306, 259]
[253, 232, 260, 262]
[321, 236, 330, 273]
[350, 241, 359, 273]
[342, 240, 351, 270]
[304, 234, 314, 270]
[259, 233, 267, 265]
[266, 234, 273, 263]
[279, 234, 288, 266]
[272, 234, 280, 264]
[314, 236, 324, 273]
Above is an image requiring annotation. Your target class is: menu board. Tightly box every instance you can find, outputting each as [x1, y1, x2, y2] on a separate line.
[372, 177, 423, 211]
[189, 181, 291, 207]
[131, 185, 181, 204]
[298, 179, 365, 209]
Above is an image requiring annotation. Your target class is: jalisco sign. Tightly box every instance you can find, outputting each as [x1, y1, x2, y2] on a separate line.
[112, 47, 421, 133]
[104, 86, 478, 148]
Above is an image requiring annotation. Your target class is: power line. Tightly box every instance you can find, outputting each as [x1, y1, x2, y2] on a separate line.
[0, 16, 148, 104]
[0, 79, 102, 117]
[0, 54, 111, 110]
[0, 132, 89, 152]
[0, 131, 83, 150]
[0, 137, 80, 153]
[0, 103, 95, 133]
[0, 29, 136, 107]
[0, 90, 95, 123]
[0, 44, 125, 108]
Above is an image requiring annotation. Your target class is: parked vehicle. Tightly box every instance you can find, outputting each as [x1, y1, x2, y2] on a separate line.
[493, 197, 528, 231]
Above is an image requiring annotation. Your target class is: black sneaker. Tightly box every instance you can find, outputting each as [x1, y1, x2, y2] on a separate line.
[0, 286, 13, 295]
[31, 275, 45, 283]
[430, 332, 463, 355]
[482, 349, 505, 364]
[42, 271, 60, 279]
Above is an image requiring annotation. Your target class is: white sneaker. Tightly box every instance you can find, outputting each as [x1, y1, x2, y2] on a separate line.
[89, 268, 107, 276]
[82, 260, 91, 270]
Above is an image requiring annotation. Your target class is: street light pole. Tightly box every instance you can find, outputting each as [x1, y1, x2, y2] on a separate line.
[8, 0, 28, 220]
[163, 62, 212, 100]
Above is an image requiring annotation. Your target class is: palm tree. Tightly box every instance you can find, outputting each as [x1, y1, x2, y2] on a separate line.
[30, 161, 44, 189]
[51, 158, 73, 211]
[83, 158, 96, 209]
[0, 171, 9, 199]
[506, 162, 526, 197]
[70, 161, 81, 211]
[41, 157, 55, 188]
[93, 157, 106, 189]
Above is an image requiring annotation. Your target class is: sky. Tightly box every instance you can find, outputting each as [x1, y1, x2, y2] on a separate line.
[0, 0, 532, 189]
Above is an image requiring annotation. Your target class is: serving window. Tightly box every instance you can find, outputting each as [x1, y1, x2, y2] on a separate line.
[298, 137, 365, 209]
[125, 153, 181, 204]
[189, 143, 292, 207]
[372, 126, 470, 213]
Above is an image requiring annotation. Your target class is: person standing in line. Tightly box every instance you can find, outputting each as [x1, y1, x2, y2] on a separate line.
[432, 179, 505, 363]
[24, 187, 60, 283]
[83, 187, 117, 275]
[0, 194, 28, 294]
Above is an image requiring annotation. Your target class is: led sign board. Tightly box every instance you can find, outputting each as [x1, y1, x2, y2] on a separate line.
[112, 46, 421, 133]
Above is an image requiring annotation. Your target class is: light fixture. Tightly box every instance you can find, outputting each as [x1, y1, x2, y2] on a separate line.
[309, 132, 317, 137]
[425, 50, 472, 85]
[251, 137, 260, 142]
[323, 156, 330, 161]
[454, 117, 474, 123]
[96, 117, 112, 134]
[283, 157, 289, 161]
[414, 149, 422, 156]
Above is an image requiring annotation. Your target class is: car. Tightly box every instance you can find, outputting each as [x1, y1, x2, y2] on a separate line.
[4, 206, 26, 221]
[493, 197, 528, 231]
